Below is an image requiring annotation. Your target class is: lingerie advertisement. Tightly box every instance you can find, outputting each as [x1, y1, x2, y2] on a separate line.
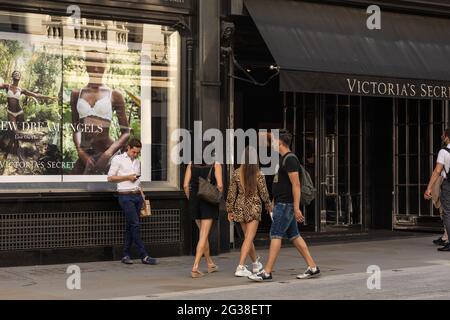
[0, 10, 177, 183]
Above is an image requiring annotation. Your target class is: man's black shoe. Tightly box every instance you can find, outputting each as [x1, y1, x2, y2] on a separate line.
[248, 270, 273, 282]
[438, 243, 450, 252]
[121, 256, 133, 265]
[433, 237, 447, 246]
[142, 256, 158, 265]
[297, 266, 321, 279]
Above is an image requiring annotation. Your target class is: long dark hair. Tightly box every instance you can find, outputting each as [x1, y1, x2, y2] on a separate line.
[240, 146, 259, 196]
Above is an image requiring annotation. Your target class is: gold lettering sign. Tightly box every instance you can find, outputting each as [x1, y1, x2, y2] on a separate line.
[347, 78, 450, 99]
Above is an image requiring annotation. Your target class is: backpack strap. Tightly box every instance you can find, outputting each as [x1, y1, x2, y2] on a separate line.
[280, 153, 304, 183]
[281, 152, 299, 168]
[206, 165, 214, 182]
[442, 148, 450, 178]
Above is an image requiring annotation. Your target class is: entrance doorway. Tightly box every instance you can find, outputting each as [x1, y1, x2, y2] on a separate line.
[282, 93, 366, 232]
[236, 85, 398, 233]
[365, 97, 394, 230]
[231, 12, 449, 237]
[393, 99, 449, 230]
[318, 95, 364, 232]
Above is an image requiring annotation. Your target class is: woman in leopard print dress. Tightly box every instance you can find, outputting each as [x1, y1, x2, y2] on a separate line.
[226, 146, 272, 277]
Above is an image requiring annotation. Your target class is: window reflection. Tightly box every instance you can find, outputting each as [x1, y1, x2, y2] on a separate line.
[0, 11, 180, 190]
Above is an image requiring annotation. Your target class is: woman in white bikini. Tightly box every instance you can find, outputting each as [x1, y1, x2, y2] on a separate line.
[0, 71, 54, 158]
[70, 50, 130, 175]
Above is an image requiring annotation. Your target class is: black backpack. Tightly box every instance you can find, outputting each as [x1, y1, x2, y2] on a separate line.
[281, 153, 316, 206]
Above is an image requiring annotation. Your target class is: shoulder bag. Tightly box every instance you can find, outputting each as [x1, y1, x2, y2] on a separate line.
[198, 166, 222, 205]
[140, 188, 152, 218]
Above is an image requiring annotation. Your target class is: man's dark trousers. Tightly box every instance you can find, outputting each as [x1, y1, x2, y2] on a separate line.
[118, 195, 148, 259]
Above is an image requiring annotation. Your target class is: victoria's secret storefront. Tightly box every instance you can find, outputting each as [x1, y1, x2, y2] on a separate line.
[3, 0, 450, 266]
[0, 0, 208, 266]
[227, 0, 450, 237]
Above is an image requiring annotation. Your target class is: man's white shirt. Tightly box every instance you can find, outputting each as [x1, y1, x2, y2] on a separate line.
[437, 144, 450, 178]
[108, 153, 141, 192]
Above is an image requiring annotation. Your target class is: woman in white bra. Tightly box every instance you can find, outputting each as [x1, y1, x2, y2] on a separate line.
[0, 71, 54, 158]
[70, 50, 130, 175]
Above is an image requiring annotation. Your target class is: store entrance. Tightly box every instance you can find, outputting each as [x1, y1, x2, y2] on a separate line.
[318, 95, 364, 232]
[232, 11, 393, 234]
[235, 85, 395, 234]
[393, 99, 448, 230]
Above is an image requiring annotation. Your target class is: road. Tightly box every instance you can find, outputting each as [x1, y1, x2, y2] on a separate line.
[0, 235, 449, 300]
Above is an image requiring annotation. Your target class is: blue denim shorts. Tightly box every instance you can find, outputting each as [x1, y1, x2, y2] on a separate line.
[270, 202, 300, 241]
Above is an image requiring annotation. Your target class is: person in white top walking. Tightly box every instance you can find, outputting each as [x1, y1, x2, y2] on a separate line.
[108, 138, 157, 265]
[425, 129, 450, 251]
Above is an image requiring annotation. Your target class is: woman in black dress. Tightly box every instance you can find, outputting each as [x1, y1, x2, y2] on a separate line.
[183, 160, 223, 278]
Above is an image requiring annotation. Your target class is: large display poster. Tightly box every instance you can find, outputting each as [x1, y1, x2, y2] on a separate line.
[62, 48, 143, 182]
[0, 13, 152, 183]
[0, 37, 62, 181]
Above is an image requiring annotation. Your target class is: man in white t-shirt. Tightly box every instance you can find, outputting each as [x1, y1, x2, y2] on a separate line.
[425, 130, 450, 251]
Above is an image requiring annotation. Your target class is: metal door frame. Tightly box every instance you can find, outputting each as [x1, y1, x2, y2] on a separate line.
[393, 98, 449, 228]
[318, 94, 364, 232]
[282, 92, 365, 233]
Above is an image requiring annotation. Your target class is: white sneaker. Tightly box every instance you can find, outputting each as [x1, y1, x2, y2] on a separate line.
[252, 257, 263, 273]
[248, 270, 273, 282]
[235, 265, 252, 277]
[296, 266, 321, 279]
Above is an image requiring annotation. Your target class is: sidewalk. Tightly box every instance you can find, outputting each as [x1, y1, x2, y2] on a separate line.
[0, 234, 448, 300]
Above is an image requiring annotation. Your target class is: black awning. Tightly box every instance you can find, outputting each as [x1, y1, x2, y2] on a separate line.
[245, 0, 450, 99]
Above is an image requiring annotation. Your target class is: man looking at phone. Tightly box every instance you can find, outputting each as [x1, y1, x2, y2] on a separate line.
[108, 138, 157, 265]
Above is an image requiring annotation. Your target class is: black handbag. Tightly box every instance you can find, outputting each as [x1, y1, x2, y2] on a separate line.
[197, 166, 222, 205]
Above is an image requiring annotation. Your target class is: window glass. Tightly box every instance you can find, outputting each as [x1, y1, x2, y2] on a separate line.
[0, 11, 180, 191]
